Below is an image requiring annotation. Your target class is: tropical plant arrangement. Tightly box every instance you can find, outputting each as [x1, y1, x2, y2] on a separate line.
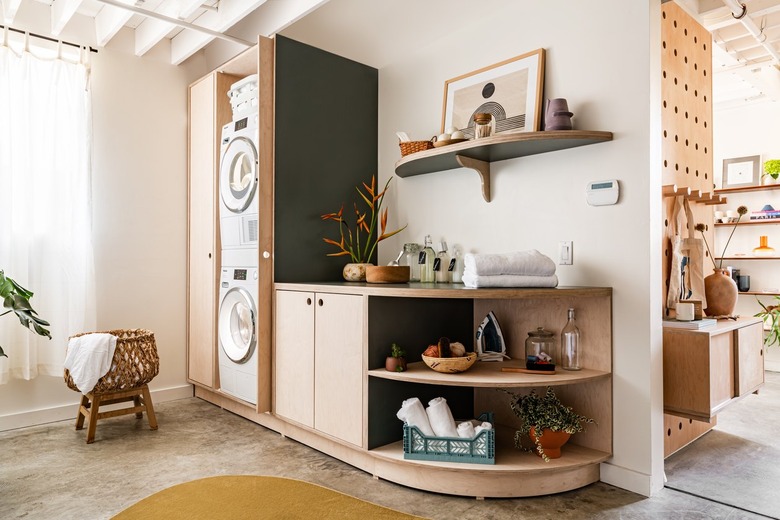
[755, 296, 780, 347]
[695, 205, 748, 269]
[321, 175, 406, 263]
[504, 386, 595, 462]
[763, 159, 780, 182]
[0, 270, 51, 358]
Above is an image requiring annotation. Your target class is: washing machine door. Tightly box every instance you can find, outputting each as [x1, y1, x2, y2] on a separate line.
[220, 136, 258, 213]
[218, 287, 257, 363]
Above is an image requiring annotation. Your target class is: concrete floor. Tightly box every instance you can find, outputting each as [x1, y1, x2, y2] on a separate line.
[0, 396, 768, 520]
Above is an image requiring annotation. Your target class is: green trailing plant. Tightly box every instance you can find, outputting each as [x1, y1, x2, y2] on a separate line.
[695, 204, 748, 270]
[504, 386, 595, 462]
[764, 159, 780, 181]
[0, 270, 51, 357]
[755, 296, 780, 347]
[390, 343, 406, 359]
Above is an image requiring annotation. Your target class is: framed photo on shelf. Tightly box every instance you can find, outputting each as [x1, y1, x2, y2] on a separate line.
[441, 48, 545, 138]
[722, 155, 760, 189]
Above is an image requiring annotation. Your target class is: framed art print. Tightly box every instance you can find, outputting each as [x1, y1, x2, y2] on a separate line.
[441, 48, 545, 138]
[722, 155, 760, 189]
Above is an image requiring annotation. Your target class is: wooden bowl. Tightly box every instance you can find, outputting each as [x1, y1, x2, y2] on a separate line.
[432, 138, 469, 148]
[421, 352, 478, 373]
[365, 265, 410, 283]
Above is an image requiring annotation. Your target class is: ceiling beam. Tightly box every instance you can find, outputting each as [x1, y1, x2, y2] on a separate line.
[95, 1, 133, 46]
[51, 0, 84, 36]
[1, 0, 22, 24]
[134, 0, 181, 56]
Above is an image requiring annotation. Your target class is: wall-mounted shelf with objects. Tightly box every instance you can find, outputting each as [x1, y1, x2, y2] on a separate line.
[713, 220, 780, 227]
[716, 256, 780, 261]
[714, 184, 780, 195]
[661, 184, 727, 205]
[394, 130, 613, 203]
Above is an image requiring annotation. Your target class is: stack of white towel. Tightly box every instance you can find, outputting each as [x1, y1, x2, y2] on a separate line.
[396, 397, 492, 439]
[462, 250, 558, 288]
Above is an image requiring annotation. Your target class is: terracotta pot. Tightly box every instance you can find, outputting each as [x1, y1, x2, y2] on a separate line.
[342, 263, 372, 282]
[704, 268, 738, 316]
[385, 356, 407, 372]
[529, 426, 571, 459]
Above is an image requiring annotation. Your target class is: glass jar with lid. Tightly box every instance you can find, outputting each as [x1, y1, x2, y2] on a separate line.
[403, 243, 422, 282]
[525, 327, 556, 371]
[473, 112, 494, 139]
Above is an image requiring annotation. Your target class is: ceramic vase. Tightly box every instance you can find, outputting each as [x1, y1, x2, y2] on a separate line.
[385, 356, 407, 372]
[529, 426, 571, 459]
[342, 263, 372, 282]
[704, 268, 738, 316]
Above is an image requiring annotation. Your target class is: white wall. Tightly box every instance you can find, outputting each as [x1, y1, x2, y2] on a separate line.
[713, 101, 780, 370]
[0, 2, 208, 429]
[284, 0, 664, 496]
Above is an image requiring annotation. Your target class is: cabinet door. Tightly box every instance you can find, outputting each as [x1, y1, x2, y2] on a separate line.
[708, 332, 734, 415]
[735, 322, 764, 396]
[187, 75, 217, 388]
[314, 293, 365, 447]
[274, 290, 315, 427]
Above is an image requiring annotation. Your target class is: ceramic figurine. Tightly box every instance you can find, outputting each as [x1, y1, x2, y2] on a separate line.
[545, 98, 574, 130]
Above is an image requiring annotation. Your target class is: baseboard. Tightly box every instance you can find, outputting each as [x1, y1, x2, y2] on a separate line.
[0, 384, 194, 432]
[600, 462, 661, 497]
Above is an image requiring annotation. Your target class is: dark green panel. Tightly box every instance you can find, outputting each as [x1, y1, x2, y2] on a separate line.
[368, 297, 473, 369]
[368, 378, 474, 450]
[274, 36, 378, 282]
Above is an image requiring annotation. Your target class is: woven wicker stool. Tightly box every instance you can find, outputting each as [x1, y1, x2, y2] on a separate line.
[64, 329, 160, 444]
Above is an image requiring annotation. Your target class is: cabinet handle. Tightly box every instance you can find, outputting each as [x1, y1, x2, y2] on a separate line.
[318, 299, 323, 307]
[306, 298, 312, 306]
[263, 251, 271, 259]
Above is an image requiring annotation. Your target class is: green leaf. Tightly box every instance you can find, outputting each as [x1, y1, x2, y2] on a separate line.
[0, 345, 6, 358]
[8, 277, 33, 299]
[0, 279, 13, 299]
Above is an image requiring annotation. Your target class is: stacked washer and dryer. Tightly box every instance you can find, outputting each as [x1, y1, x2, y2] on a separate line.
[217, 75, 261, 404]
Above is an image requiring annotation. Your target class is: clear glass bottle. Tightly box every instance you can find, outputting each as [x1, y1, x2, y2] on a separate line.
[435, 240, 451, 283]
[420, 235, 435, 283]
[450, 246, 463, 283]
[561, 308, 581, 370]
[403, 243, 421, 282]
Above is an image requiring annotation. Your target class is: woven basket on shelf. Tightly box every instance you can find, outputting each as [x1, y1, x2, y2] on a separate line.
[399, 139, 434, 157]
[64, 328, 159, 394]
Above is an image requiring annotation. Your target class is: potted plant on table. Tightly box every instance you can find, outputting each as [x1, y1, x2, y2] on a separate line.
[504, 386, 595, 462]
[385, 343, 407, 372]
[321, 175, 406, 282]
[763, 160, 780, 185]
[755, 296, 780, 347]
[0, 270, 51, 358]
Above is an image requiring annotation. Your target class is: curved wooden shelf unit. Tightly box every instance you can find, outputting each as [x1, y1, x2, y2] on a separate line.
[369, 360, 609, 388]
[394, 130, 613, 202]
[714, 184, 780, 194]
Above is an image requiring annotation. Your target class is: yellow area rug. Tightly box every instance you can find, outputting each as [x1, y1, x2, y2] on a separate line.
[113, 475, 427, 519]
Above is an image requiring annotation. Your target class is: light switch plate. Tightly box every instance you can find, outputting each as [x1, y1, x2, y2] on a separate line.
[559, 241, 573, 265]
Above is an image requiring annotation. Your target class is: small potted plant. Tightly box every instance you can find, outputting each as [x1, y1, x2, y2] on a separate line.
[755, 296, 780, 347]
[504, 386, 595, 462]
[385, 343, 407, 372]
[763, 159, 780, 185]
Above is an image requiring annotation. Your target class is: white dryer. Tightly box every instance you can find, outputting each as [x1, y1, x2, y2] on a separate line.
[220, 113, 259, 267]
[217, 265, 259, 404]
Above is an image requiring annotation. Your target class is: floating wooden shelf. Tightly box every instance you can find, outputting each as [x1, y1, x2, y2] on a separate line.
[738, 291, 780, 296]
[714, 184, 780, 195]
[394, 130, 613, 203]
[662, 184, 726, 205]
[714, 220, 780, 227]
[716, 256, 780, 260]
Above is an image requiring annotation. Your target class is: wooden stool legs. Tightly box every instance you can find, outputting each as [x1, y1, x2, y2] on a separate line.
[74, 384, 158, 444]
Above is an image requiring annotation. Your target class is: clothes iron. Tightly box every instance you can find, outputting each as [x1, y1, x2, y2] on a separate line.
[476, 311, 510, 361]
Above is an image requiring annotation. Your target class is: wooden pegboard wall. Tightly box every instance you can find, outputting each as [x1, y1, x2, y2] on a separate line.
[661, 2, 715, 314]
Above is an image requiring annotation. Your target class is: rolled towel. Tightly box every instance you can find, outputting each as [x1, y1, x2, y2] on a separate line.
[426, 397, 459, 438]
[64, 333, 118, 394]
[463, 250, 556, 277]
[462, 273, 559, 288]
[475, 422, 493, 436]
[396, 397, 435, 437]
[457, 421, 476, 439]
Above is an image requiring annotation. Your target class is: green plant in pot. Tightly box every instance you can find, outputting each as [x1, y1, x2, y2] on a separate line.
[763, 159, 780, 184]
[504, 386, 595, 462]
[0, 270, 51, 358]
[755, 296, 780, 347]
[385, 343, 407, 372]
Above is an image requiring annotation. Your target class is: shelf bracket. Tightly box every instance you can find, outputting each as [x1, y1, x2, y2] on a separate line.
[456, 155, 491, 202]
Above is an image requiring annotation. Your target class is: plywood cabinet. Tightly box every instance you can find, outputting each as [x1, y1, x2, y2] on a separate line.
[274, 290, 365, 447]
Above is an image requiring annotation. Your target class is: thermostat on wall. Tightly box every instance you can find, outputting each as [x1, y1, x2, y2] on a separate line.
[586, 179, 619, 206]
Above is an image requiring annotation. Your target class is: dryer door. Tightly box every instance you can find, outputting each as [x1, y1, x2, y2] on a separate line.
[218, 287, 257, 363]
[220, 136, 258, 213]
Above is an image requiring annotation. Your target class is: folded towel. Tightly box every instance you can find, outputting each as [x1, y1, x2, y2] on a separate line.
[475, 422, 493, 436]
[463, 250, 556, 277]
[64, 333, 118, 394]
[396, 397, 435, 437]
[462, 273, 559, 288]
[457, 421, 476, 438]
[426, 397, 459, 438]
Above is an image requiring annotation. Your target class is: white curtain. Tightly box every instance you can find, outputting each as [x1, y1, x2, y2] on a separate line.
[0, 34, 95, 383]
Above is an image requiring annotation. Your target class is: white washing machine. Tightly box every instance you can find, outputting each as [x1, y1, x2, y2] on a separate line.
[217, 265, 259, 404]
[219, 113, 259, 267]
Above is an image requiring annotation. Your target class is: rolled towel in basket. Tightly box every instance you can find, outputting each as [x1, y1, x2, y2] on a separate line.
[456, 421, 476, 439]
[396, 397, 435, 437]
[64, 333, 118, 394]
[463, 250, 556, 277]
[462, 272, 559, 288]
[426, 397, 459, 438]
[475, 422, 493, 436]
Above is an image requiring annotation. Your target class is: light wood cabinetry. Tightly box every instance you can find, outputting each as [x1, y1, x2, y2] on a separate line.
[275, 290, 365, 447]
[663, 317, 764, 422]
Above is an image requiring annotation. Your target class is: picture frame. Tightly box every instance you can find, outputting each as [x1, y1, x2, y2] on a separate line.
[441, 48, 545, 137]
[722, 155, 761, 189]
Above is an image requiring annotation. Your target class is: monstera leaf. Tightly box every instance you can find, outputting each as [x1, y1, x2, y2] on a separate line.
[0, 270, 51, 358]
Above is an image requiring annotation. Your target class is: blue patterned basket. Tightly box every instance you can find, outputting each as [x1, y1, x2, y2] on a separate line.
[402, 412, 495, 464]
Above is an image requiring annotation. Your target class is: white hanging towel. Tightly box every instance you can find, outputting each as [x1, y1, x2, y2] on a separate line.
[463, 250, 556, 277]
[64, 333, 117, 394]
[462, 273, 559, 288]
[426, 397, 459, 438]
[396, 397, 435, 437]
